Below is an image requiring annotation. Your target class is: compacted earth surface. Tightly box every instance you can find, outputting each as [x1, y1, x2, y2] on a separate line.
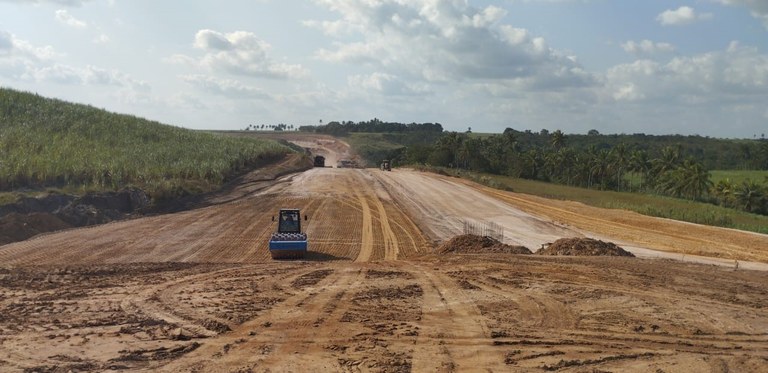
[1, 143, 767, 372]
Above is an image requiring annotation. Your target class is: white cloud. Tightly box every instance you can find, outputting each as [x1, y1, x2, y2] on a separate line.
[613, 83, 644, 102]
[0, 32, 149, 93]
[180, 29, 308, 79]
[55, 9, 88, 29]
[309, 0, 594, 89]
[715, 0, 768, 29]
[24, 64, 82, 84]
[0, 31, 58, 61]
[656, 6, 712, 26]
[21, 64, 150, 92]
[181, 74, 271, 99]
[604, 42, 768, 104]
[347, 72, 431, 96]
[0, 32, 54, 82]
[622, 40, 675, 56]
[92, 34, 110, 44]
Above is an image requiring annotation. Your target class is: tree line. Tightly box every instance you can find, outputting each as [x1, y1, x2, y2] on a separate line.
[299, 118, 444, 136]
[399, 129, 768, 216]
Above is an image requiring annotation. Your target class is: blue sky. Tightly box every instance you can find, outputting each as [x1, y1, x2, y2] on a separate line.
[1, 0, 766, 138]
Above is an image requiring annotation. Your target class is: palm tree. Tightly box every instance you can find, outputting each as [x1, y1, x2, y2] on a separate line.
[734, 180, 766, 213]
[503, 128, 518, 154]
[589, 150, 611, 189]
[543, 150, 563, 182]
[550, 130, 566, 150]
[610, 143, 629, 191]
[649, 145, 682, 186]
[628, 149, 650, 191]
[676, 158, 712, 200]
[558, 148, 577, 186]
[520, 150, 540, 179]
[712, 179, 734, 207]
[655, 158, 712, 200]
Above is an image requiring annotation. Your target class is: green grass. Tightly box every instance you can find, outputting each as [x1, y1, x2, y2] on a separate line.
[0, 192, 21, 205]
[420, 166, 768, 235]
[0, 88, 293, 200]
[710, 170, 768, 184]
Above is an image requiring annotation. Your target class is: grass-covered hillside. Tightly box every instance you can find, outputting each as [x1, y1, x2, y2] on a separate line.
[0, 88, 293, 199]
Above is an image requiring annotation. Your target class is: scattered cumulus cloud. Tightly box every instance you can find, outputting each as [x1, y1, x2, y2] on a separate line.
[604, 42, 768, 104]
[612, 83, 645, 102]
[309, 0, 594, 90]
[55, 9, 88, 28]
[347, 72, 431, 96]
[0, 31, 148, 96]
[24, 64, 150, 91]
[181, 74, 271, 99]
[656, 6, 712, 26]
[622, 40, 675, 56]
[2, 1, 767, 137]
[178, 29, 308, 79]
[0, 31, 58, 61]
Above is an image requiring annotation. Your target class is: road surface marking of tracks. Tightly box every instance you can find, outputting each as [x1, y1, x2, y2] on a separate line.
[354, 188, 374, 262]
[158, 265, 364, 372]
[405, 262, 505, 371]
[372, 191, 400, 261]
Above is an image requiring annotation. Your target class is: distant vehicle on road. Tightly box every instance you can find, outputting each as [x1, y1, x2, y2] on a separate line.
[313, 155, 325, 167]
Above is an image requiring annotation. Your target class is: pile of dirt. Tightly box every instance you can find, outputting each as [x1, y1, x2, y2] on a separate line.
[537, 237, 635, 257]
[438, 234, 532, 255]
[0, 212, 72, 245]
[0, 188, 150, 246]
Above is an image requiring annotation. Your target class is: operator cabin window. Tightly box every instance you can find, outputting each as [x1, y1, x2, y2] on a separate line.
[280, 211, 300, 232]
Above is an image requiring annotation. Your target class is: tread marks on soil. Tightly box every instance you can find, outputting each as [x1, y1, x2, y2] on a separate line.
[408, 263, 503, 372]
[244, 267, 365, 370]
[369, 187, 400, 261]
[354, 188, 374, 262]
[159, 266, 364, 372]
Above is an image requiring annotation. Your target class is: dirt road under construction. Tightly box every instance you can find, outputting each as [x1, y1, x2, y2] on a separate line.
[1, 151, 768, 372]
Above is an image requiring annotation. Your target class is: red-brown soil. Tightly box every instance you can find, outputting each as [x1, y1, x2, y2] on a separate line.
[438, 234, 532, 254]
[1, 138, 767, 372]
[537, 237, 635, 257]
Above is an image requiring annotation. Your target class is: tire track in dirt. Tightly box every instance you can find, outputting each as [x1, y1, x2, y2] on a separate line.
[158, 265, 363, 372]
[118, 265, 272, 338]
[471, 277, 579, 331]
[249, 266, 366, 371]
[405, 262, 505, 372]
[371, 193, 400, 260]
[354, 189, 374, 263]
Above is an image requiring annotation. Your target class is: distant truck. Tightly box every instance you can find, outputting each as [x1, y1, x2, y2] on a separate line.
[380, 160, 391, 171]
[313, 155, 325, 167]
[269, 209, 308, 259]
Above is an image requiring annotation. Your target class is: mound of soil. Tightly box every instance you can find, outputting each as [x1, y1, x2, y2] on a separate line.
[438, 234, 532, 255]
[537, 237, 634, 257]
[0, 212, 72, 245]
[0, 188, 150, 246]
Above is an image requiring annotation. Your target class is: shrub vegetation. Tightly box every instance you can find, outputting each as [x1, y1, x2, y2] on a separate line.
[0, 88, 292, 199]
